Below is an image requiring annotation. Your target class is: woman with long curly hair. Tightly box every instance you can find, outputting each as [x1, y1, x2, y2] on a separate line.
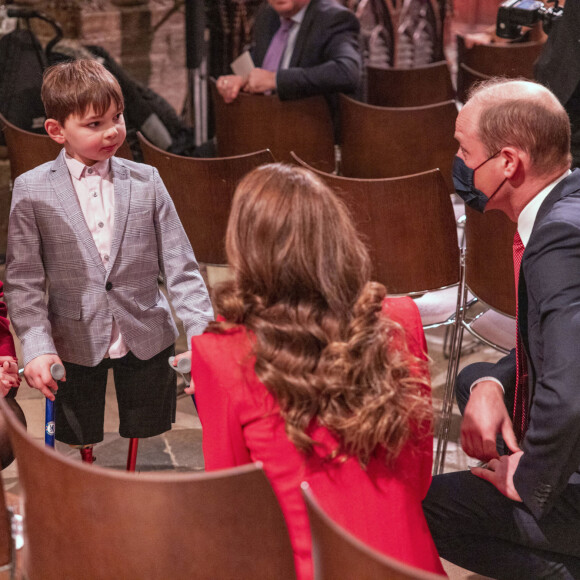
[188, 163, 444, 578]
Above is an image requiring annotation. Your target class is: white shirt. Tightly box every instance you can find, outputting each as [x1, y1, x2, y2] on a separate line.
[65, 154, 128, 358]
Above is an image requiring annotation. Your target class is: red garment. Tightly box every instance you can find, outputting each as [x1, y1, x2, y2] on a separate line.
[191, 296, 445, 579]
[0, 281, 16, 358]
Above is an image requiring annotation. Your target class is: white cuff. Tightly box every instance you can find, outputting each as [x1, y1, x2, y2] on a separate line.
[469, 377, 505, 394]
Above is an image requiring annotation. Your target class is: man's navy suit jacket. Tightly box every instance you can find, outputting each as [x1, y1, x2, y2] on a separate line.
[462, 169, 580, 520]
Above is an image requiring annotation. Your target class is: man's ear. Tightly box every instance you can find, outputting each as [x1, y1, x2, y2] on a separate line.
[44, 118, 65, 144]
[500, 146, 522, 179]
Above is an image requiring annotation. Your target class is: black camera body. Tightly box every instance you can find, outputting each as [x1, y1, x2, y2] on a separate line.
[496, 0, 563, 40]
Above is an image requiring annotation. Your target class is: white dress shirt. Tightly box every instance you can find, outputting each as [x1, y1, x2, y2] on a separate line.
[65, 154, 128, 359]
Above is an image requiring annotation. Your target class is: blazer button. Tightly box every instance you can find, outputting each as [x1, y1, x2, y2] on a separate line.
[106, 282, 113, 291]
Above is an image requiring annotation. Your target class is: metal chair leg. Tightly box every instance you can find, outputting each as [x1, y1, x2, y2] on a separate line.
[433, 249, 467, 474]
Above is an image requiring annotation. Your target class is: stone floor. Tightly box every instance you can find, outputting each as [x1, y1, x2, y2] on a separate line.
[0, 263, 501, 578]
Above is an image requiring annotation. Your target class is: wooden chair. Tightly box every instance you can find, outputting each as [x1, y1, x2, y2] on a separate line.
[339, 94, 458, 191]
[0, 113, 133, 183]
[290, 153, 464, 474]
[0, 396, 296, 580]
[138, 132, 274, 265]
[460, 205, 517, 354]
[302, 483, 445, 580]
[456, 33, 544, 104]
[210, 79, 335, 172]
[366, 61, 454, 107]
[457, 63, 492, 104]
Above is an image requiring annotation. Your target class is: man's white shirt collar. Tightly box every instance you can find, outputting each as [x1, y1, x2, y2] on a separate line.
[517, 170, 571, 245]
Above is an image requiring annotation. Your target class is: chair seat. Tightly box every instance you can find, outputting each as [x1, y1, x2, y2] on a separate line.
[466, 309, 516, 353]
[413, 286, 472, 328]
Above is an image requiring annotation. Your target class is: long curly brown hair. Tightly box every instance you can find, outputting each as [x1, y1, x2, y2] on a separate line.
[207, 163, 432, 466]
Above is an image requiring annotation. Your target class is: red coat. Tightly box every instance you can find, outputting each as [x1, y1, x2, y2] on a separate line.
[0, 282, 16, 358]
[191, 296, 445, 579]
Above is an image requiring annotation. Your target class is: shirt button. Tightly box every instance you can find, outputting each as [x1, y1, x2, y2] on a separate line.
[92, 192, 98, 198]
[105, 282, 113, 291]
[103, 254, 109, 261]
[98, 222, 104, 228]
[87, 168, 94, 174]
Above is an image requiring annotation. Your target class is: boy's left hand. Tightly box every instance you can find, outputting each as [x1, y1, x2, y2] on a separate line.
[171, 350, 195, 393]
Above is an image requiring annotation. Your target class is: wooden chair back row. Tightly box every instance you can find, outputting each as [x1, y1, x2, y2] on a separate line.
[456, 33, 544, 103]
[0, 396, 296, 580]
[210, 79, 335, 173]
[339, 94, 458, 191]
[291, 153, 459, 295]
[366, 60, 454, 108]
[138, 132, 274, 265]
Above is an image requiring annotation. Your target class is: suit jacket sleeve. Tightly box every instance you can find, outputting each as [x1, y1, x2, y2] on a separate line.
[5, 174, 58, 364]
[513, 218, 580, 519]
[459, 349, 517, 408]
[0, 282, 16, 358]
[152, 168, 214, 343]
[276, 9, 362, 101]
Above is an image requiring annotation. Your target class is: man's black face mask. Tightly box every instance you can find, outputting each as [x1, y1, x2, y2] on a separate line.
[452, 152, 506, 213]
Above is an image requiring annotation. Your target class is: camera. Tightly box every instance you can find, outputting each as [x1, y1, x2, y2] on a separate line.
[496, 0, 563, 40]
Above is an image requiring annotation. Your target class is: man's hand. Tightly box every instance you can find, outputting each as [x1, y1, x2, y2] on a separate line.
[24, 354, 65, 401]
[0, 356, 20, 396]
[461, 380, 520, 461]
[216, 75, 245, 103]
[171, 350, 195, 394]
[243, 69, 277, 94]
[471, 450, 524, 502]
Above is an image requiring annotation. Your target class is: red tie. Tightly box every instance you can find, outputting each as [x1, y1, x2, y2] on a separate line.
[513, 232, 528, 441]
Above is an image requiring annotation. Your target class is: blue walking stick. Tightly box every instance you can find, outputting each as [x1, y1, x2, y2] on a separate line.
[18, 362, 64, 448]
[45, 363, 64, 447]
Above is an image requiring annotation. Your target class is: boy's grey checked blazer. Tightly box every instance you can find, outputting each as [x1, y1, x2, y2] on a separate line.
[5, 150, 214, 367]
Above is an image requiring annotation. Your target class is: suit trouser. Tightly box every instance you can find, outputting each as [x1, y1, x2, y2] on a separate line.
[54, 344, 177, 445]
[424, 362, 580, 579]
[423, 471, 580, 580]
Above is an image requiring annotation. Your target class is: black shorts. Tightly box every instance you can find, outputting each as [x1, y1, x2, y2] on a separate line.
[54, 344, 177, 445]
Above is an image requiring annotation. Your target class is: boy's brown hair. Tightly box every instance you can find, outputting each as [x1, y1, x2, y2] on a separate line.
[41, 59, 124, 125]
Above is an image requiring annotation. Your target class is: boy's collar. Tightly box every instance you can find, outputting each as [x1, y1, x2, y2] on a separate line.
[64, 152, 111, 180]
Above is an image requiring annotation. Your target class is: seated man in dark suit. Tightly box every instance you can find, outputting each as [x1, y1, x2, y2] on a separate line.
[423, 79, 580, 579]
[216, 0, 361, 118]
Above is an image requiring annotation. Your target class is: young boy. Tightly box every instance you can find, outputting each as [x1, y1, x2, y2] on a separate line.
[5, 60, 213, 456]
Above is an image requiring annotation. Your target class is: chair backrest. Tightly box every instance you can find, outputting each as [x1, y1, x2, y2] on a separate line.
[464, 205, 517, 316]
[339, 94, 458, 191]
[291, 153, 460, 294]
[366, 61, 454, 107]
[302, 484, 445, 580]
[456, 34, 544, 103]
[138, 132, 274, 265]
[0, 113, 133, 183]
[456, 63, 492, 103]
[210, 79, 335, 172]
[0, 397, 296, 580]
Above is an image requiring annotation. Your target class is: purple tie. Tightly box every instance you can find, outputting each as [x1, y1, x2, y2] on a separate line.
[262, 18, 294, 72]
